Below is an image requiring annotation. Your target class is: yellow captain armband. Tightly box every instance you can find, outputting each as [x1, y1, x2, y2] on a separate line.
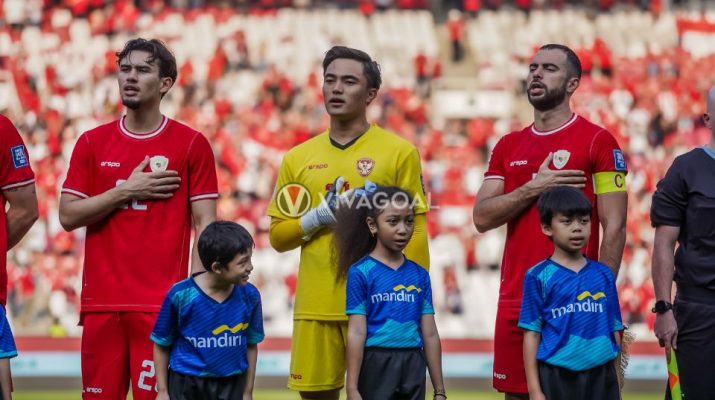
[594, 171, 627, 194]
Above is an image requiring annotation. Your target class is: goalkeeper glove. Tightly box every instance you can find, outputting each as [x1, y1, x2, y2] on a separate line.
[300, 176, 345, 240]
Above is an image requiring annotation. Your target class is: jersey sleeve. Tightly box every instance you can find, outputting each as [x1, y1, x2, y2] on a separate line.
[650, 157, 687, 227]
[62, 133, 92, 198]
[484, 135, 507, 180]
[187, 133, 219, 202]
[346, 267, 368, 315]
[591, 130, 628, 194]
[518, 271, 544, 332]
[266, 152, 296, 219]
[606, 273, 624, 332]
[246, 288, 265, 345]
[421, 269, 435, 315]
[150, 291, 179, 347]
[0, 116, 35, 191]
[397, 147, 429, 214]
[0, 310, 17, 359]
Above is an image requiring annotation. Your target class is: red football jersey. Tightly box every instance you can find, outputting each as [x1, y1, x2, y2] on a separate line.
[485, 114, 627, 307]
[62, 116, 218, 312]
[0, 115, 35, 305]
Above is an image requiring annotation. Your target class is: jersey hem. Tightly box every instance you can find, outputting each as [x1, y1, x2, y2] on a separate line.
[293, 314, 349, 321]
[1, 178, 34, 191]
[61, 188, 89, 199]
[81, 305, 162, 313]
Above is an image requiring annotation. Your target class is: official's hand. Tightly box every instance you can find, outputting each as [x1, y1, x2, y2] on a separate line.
[526, 153, 586, 194]
[120, 156, 181, 201]
[655, 310, 678, 362]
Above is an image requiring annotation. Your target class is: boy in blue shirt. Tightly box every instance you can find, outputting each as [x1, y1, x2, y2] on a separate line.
[151, 221, 264, 400]
[519, 187, 622, 400]
[0, 307, 17, 400]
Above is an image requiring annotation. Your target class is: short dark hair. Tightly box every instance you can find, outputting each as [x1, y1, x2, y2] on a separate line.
[322, 46, 382, 90]
[537, 187, 592, 226]
[198, 221, 254, 271]
[116, 38, 178, 83]
[539, 43, 582, 79]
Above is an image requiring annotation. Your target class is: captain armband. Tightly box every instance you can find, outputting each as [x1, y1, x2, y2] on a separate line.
[594, 171, 627, 194]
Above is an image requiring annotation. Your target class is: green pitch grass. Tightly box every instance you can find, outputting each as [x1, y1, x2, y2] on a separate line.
[13, 390, 663, 399]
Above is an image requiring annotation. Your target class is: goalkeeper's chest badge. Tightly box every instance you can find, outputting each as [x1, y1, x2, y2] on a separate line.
[150, 155, 169, 172]
[356, 157, 375, 177]
[552, 150, 570, 170]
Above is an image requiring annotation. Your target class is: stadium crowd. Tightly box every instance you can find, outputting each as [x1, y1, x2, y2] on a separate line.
[2, 0, 714, 338]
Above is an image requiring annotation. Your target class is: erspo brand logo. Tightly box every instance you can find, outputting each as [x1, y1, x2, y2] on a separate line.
[276, 183, 312, 217]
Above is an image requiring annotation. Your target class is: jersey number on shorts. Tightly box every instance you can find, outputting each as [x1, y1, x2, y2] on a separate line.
[137, 360, 155, 391]
[116, 180, 147, 210]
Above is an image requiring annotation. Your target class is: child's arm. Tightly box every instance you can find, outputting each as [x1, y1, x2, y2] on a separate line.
[523, 330, 545, 400]
[243, 344, 258, 400]
[421, 314, 446, 399]
[153, 344, 170, 400]
[346, 315, 367, 400]
[0, 358, 11, 400]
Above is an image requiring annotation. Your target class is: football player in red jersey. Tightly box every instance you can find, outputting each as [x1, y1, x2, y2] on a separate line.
[473, 44, 627, 399]
[59, 38, 218, 400]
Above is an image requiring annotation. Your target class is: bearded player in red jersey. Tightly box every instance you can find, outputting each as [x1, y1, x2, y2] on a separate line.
[59, 39, 218, 400]
[473, 44, 628, 399]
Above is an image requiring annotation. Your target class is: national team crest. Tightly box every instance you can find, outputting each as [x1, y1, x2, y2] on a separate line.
[356, 158, 375, 177]
[552, 150, 570, 170]
[149, 155, 169, 172]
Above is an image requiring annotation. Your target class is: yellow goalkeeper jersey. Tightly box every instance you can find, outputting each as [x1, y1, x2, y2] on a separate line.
[267, 124, 429, 321]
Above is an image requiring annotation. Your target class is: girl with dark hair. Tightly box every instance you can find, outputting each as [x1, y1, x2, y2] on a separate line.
[333, 184, 446, 400]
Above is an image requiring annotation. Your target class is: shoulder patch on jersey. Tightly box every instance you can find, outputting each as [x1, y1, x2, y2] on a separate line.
[10, 145, 29, 168]
[613, 149, 627, 171]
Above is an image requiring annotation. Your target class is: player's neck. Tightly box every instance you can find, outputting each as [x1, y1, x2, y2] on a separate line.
[370, 245, 405, 270]
[329, 117, 370, 145]
[195, 272, 234, 303]
[533, 103, 573, 132]
[124, 108, 164, 135]
[550, 248, 587, 273]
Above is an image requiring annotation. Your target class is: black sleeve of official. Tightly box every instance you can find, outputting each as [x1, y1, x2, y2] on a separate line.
[651, 155, 688, 227]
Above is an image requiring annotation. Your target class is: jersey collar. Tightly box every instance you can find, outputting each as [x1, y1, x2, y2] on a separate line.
[531, 114, 578, 136]
[119, 115, 169, 140]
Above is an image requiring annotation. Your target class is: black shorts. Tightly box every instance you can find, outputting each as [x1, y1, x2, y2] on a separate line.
[358, 347, 426, 400]
[168, 370, 246, 400]
[665, 296, 715, 400]
[538, 361, 619, 400]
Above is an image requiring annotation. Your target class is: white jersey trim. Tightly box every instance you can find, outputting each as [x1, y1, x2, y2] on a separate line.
[190, 193, 219, 202]
[61, 188, 90, 199]
[531, 114, 578, 136]
[1, 179, 35, 190]
[484, 175, 505, 181]
[119, 115, 169, 140]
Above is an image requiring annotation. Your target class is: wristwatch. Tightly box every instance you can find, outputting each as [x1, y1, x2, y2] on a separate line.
[652, 300, 673, 314]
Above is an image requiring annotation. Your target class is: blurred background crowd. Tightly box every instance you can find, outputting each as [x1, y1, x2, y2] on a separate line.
[2, 0, 713, 340]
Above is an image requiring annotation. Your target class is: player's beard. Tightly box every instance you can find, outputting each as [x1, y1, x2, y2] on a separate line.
[122, 97, 141, 110]
[528, 83, 567, 112]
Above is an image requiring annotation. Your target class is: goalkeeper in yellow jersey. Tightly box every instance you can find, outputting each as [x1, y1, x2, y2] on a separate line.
[267, 46, 430, 400]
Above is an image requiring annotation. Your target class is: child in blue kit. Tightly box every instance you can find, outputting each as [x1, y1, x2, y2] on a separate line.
[0, 307, 17, 400]
[519, 187, 623, 400]
[151, 221, 264, 400]
[333, 184, 446, 400]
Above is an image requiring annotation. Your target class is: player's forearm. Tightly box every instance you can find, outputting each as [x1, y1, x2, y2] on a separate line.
[153, 344, 170, 394]
[599, 222, 626, 277]
[652, 230, 677, 302]
[422, 326, 445, 393]
[244, 344, 258, 395]
[473, 183, 537, 233]
[403, 213, 430, 269]
[268, 218, 305, 252]
[523, 331, 543, 396]
[190, 199, 216, 273]
[59, 187, 131, 231]
[346, 317, 366, 392]
[5, 194, 38, 250]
